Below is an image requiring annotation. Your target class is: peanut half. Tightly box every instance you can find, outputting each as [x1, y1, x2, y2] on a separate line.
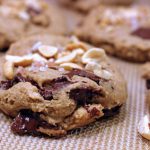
[82, 48, 106, 64]
[55, 51, 77, 64]
[138, 115, 150, 140]
[38, 45, 58, 58]
[60, 63, 82, 71]
[94, 69, 112, 80]
[5, 55, 33, 67]
[3, 61, 14, 80]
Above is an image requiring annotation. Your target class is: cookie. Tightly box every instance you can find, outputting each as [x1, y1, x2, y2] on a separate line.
[0, 0, 67, 51]
[75, 5, 150, 62]
[142, 63, 150, 106]
[142, 63, 150, 79]
[0, 34, 127, 137]
[59, 0, 134, 12]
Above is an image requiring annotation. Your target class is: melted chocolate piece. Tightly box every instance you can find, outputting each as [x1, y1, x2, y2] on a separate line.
[43, 76, 71, 91]
[0, 74, 71, 101]
[40, 77, 71, 100]
[0, 80, 13, 90]
[39, 88, 53, 100]
[11, 110, 55, 135]
[66, 69, 100, 84]
[11, 110, 39, 135]
[85, 106, 100, 117]
[69, 88, 100, 105]
[89, 107, 100, 117]
[146, 79, 150, 89]
[0, 74, 39, 90]
[131, 27, 150, 39]
[103, 105, 121, 118]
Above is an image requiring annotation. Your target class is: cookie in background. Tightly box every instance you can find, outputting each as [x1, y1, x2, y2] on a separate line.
[75, 5, 150, 62]
[0, 0, 67, 51]
[59, 0, 134, 13]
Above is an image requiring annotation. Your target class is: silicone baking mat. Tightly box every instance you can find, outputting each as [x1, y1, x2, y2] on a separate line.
[0, 0, 150, 149]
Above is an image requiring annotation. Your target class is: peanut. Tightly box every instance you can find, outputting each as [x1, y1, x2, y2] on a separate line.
[82, 48, 106, 64]
[3, 61, 14, 80]
[38, 45, 58, 58]
[60, 63, 82, 71]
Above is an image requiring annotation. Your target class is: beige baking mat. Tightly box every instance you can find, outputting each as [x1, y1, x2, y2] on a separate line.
[0, 56, 149, 150]
[0, 0, 150, 149]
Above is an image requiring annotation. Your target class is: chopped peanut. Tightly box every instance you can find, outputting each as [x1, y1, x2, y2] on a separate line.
[3, 61, 14, 80]
[60, 63, 82, 71]
[38, 45, 58, 58]
[82, 48, 106, 64]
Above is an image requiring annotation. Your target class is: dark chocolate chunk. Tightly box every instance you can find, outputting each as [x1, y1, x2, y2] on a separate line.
[69, 88, 100, 105]
[103, 105, 121, 118]
[11, 110, 55, 135]
[0, 80, 13, 90]
[0, 74, 39, 90]
[85, 106, 100, 117]
[39, 88, 53, 100]
[43, 76, 71, 91]
[11, 110, 39, 135]
[39, 77, 71, 100]
[131, 27, 150, 40]
[0, 74, 71, 101]
[146, 79, 150, 89]
[66, 69, 100, 84]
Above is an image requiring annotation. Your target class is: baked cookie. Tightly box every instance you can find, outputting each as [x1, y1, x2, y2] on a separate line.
[0, 34, 127, 137]
[59, 0, 134, 12]
[0, 0, 67, 50]
[75, 5, 150, 62]
[142, 63, 150, 105]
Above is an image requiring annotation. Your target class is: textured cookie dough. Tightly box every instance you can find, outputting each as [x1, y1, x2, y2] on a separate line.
[0, 0, 67, 50]
[75, 5, 150, 62]
[59, 0, 134, 12]
[0, 34, 127, 137]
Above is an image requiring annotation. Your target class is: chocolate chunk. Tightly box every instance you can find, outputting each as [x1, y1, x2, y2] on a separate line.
[11, 110, 39, 135]
[146, 79, 150, 89]
[0, 74, 71, 101]
[39, 77, 71, 100]
[11, 110, 55, 135]
[69, 88, 100, 105]
[131, 27, 150, 40]
[66, 69, 100, 84]
[39, 88, 53, 100]
[103, 105, 121, 118]
[85, 106, 100, 117]
[0, 80, 13, 90]
[43, 76, 71, 91]
[0, 74, 39, 90]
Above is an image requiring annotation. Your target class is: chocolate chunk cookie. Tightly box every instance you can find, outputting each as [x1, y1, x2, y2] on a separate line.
[0, 0, 67, 51]
[75, 5, 150, 62]
[59, 0, 134, 12]
[0, 34, 127, 137]
[142, 63, 150, 106]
